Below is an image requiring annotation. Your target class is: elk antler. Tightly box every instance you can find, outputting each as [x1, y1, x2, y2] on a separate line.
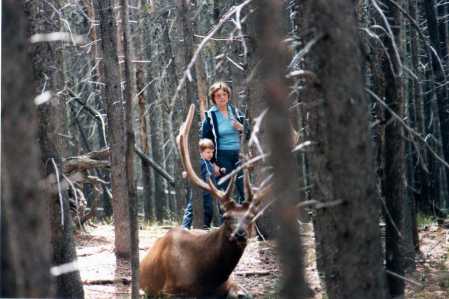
[242, 164, 272, 207]
[177, 104, 236, 205]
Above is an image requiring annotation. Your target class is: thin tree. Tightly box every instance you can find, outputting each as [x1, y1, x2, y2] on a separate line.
[136, 0, 154, 222]
[119, 0, 140, 296]
[423, 0, 449, 200]
[174, 0, 202, 228]
[94, 0, 131, 258]
[255, 1, 309, 297]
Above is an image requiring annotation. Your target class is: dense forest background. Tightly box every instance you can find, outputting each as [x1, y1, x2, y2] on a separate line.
[2, 0, 448, 298]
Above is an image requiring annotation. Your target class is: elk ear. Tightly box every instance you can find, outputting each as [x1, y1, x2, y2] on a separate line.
[224, 175, 237, 199]
[243, 168, 254, 203]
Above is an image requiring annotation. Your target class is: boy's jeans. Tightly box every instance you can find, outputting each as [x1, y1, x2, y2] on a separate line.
[181, 188, 214, 229]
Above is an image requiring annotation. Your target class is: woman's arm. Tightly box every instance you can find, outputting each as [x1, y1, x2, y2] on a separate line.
[235, 106, 252, 141]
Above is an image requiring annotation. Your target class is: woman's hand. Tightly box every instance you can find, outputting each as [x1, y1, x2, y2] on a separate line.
[231, 119, 244, 132]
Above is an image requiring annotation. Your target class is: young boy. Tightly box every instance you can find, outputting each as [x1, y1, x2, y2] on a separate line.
[181, 138, 225, 229]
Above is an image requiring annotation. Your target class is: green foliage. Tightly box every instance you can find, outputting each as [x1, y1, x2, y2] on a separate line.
[416, 213, 436, 228]
[142, 3, 154, 14]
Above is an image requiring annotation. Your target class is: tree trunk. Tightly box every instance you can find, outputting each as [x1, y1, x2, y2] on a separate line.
[175, 0, 202, 228]
[94, 0, 131, 258]
[302, 0, 387, 297]
[25, 1, 85, 297]
[408, 0, 422, 252]
[1, 1, 53, 296]
[423, 0, 449, 204]
[135, 0, 153, 222]
[255, 1, 309, 297]
[375, 0, 410, 295]
[245, 0, 278, 240]
[119, 0, 140, 296]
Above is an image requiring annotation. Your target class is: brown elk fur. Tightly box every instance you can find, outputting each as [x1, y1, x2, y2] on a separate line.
[139, 219, 250, 297]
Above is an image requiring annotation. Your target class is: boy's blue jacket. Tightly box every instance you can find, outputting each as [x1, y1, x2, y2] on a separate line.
[200, 159, 216, 185]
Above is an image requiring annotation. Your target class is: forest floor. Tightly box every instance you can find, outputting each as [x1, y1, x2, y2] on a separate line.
[76, 222, 449, 298]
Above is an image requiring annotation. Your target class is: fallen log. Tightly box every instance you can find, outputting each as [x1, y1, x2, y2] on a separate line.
[82, 278, 131, 285]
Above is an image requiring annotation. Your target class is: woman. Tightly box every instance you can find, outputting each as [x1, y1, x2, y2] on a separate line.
[200, 81, 248, 202]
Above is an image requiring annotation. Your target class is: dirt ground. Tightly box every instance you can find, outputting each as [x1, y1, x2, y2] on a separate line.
[75, 223, 449, 298]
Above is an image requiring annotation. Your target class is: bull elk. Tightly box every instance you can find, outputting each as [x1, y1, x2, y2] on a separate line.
[139, 104, 271, 298]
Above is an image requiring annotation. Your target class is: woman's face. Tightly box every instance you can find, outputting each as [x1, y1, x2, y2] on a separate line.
[213, 89, 229, 109]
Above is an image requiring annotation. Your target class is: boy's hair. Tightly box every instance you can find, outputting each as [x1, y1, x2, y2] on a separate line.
[208, 81, 231, 104]
[199, 138, 215, 152]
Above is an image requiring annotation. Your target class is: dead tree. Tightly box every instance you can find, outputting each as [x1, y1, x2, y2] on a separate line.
[1, 1, 53, 296]
[25, 0, 85, 297]
[118, 0, 140, 296]
[174, 0, 203, 228]
[94, 0, 131, 258]
[255, 1, 309, 297]
[301, 0, 387, 297]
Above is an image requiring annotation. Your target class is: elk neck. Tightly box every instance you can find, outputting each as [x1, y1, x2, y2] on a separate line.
[199, 224, 247, 282]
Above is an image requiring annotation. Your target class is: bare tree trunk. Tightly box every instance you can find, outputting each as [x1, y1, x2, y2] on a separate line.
[149, 100, 166, 222]
[302, 0, 387, 297]
[157, 4, 182, 219]
[175, 0, 202, 228]
[255, 1, 309, 297]
[135, 0, 153, 222]
[245, 1, 278, 240]
[25, 1, 85, 297]
[378, 0, 415, 294]
[119, 0, 140, 296]
[1, 1, 53, 296]
[409, 0, 422, 252]
[140, 0, 158, 222]
[94, 0, 131, 258]
[423, 0, 449, 202]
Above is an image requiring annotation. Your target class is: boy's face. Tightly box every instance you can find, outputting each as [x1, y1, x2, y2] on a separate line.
[201, 148, 214, 161]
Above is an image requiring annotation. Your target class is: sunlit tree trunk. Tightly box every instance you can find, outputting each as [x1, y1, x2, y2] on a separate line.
[175, 0, 202, 228]
[94, 0, 131, 258]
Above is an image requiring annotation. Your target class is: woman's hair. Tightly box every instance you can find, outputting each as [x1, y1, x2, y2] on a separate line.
[199, 138, 215, 152]
[208, 81, 231, 104]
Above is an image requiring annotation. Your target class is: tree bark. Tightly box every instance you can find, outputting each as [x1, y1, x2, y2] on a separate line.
[245, 0, 278, 240]
[119, 0, 140, 296]
[302, 0, 387, 297]
[175, 0, 202, 228]
[1, 1, 53, 296]
[255, 1, 309, 297]
[423, 0, 449, 203]
[25, 1, 85, 297]
[94, 0, 131, 258]
[135, 2, 153, 222]
[378, 0, 415, 294]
